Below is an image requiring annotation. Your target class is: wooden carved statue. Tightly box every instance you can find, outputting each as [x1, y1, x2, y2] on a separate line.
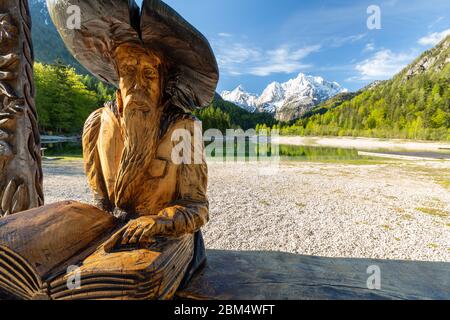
[0, 0, 43, 217]
[0, 0, 218, 300]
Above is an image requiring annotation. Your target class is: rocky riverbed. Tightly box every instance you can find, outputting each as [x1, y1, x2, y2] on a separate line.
[43, 158, 450, 262]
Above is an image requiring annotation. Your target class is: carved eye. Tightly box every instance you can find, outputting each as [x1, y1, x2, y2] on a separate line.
[143, 68, 156, 80]
[125, 65, 136, 75]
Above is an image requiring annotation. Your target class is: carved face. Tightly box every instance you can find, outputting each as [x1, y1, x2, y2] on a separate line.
[0, 14, 18, 51]
[114, 44, 162, 113]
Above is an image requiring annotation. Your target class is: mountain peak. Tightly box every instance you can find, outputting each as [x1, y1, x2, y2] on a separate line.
[221, 74, 347, 121]
[221, 86, 258, 113]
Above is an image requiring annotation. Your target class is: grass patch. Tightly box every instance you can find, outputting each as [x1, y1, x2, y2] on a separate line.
[428, 243, 439, 249]
[385, 195, 399, 200]
[282, 156, 394, 166]
[259, 200, 270, 206]
[416, 207, 449, 218]
[401, 214, 414, 221]
[403, 165, 450, 191]
[394, 207, 405, 214]
[434, 177, 450, 190]
[382, 224, 393, 231]
[313, 158, 392, 166]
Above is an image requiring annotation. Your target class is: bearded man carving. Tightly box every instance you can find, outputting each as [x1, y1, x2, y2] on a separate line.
[48, 0, 219, 286]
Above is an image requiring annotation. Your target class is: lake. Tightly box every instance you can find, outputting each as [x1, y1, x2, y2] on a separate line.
[42, 139, 450, 162]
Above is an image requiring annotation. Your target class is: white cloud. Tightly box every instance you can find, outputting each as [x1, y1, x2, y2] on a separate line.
[218, 32, 232, 38]
[428, 16, 445, 29]
[363, 42, 375, 52]
[215, 42, 262, 76]
[327, 33, 367, 47]
[418, 29, 450, 46]
[249, 45, 320, 76]
[213, 36, 320, 77]
[354, 49, 416, 80]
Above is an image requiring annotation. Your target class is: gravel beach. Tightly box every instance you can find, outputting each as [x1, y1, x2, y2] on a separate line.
[43, 158, 450, 262]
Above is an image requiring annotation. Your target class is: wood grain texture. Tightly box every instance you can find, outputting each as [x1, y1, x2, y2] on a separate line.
[140, 0, 219, 110]
[82, 44, 210, 231]
[0, 201, 197, 300]
[1, 0, 213, 300]
[0, 0, 43, 218]
[177, 250, 450, 300]
[78, 43, 210, 300]
[49, 233, 194, 300]
[97, 106, 124, 203]
[82, 107, 111, 211]
[0, 201, 117, 300]
[0, 201, 117, 281]
[46, 0, 219, 109]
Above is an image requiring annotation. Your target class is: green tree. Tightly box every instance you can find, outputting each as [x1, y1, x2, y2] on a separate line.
[35, 62, 102, 134]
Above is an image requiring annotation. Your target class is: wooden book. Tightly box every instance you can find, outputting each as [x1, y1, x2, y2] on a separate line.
[0, 201, 194, 300]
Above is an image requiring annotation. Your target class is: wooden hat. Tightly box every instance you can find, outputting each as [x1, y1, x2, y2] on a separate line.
[47, 0, 219, 109]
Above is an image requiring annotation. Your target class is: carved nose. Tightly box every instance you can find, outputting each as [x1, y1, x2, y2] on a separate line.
[134, 79, 143, 89]
[134, 74, 147, 91]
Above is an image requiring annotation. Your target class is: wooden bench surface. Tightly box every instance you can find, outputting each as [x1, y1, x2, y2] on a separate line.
[177, 250, 450, 300]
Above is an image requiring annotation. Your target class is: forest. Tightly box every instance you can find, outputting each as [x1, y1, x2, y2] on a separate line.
[275, 63, 450, 141]
[273, 36, 450, 141]
[34, 58, 450, 141]
[30, 0, 450, 141]
[35, 62, 115, 134]
[34, 62, 276, 135]
[35, 35, 449, 141]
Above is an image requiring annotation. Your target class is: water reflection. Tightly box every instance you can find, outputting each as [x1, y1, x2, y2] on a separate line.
[42, 140, 449, 162]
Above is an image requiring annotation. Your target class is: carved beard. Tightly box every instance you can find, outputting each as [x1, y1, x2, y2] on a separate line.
[113, 91, 163, 214]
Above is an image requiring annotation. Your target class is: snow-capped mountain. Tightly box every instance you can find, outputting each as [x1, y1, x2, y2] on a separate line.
[221, 73, 347, 121]
[220, 86, 259, 113]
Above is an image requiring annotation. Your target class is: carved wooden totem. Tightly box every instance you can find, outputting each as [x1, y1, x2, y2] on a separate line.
[0, 0, 43, 217]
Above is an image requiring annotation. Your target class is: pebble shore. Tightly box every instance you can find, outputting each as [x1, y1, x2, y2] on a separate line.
[43, 159, 450, 262]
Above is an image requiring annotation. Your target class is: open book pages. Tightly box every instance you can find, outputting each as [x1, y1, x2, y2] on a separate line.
[0, 201, 194, 300]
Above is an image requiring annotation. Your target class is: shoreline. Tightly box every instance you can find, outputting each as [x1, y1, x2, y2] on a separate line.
[41, 135, 80, 143]
[276, 136, 450, 152]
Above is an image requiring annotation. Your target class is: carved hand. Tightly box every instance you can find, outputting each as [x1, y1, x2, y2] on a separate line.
[104, 215, 175, 251]
[122, 216, 163, 245]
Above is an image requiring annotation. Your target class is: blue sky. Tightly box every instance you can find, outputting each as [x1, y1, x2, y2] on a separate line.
[137, 0, 450, 94]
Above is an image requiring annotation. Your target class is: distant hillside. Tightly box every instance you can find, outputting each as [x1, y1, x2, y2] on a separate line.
[283, 36, 450, 140]
[297, 92, 358, 121]
[195, 94, 276, 132]
[30, 0, 87, 73]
